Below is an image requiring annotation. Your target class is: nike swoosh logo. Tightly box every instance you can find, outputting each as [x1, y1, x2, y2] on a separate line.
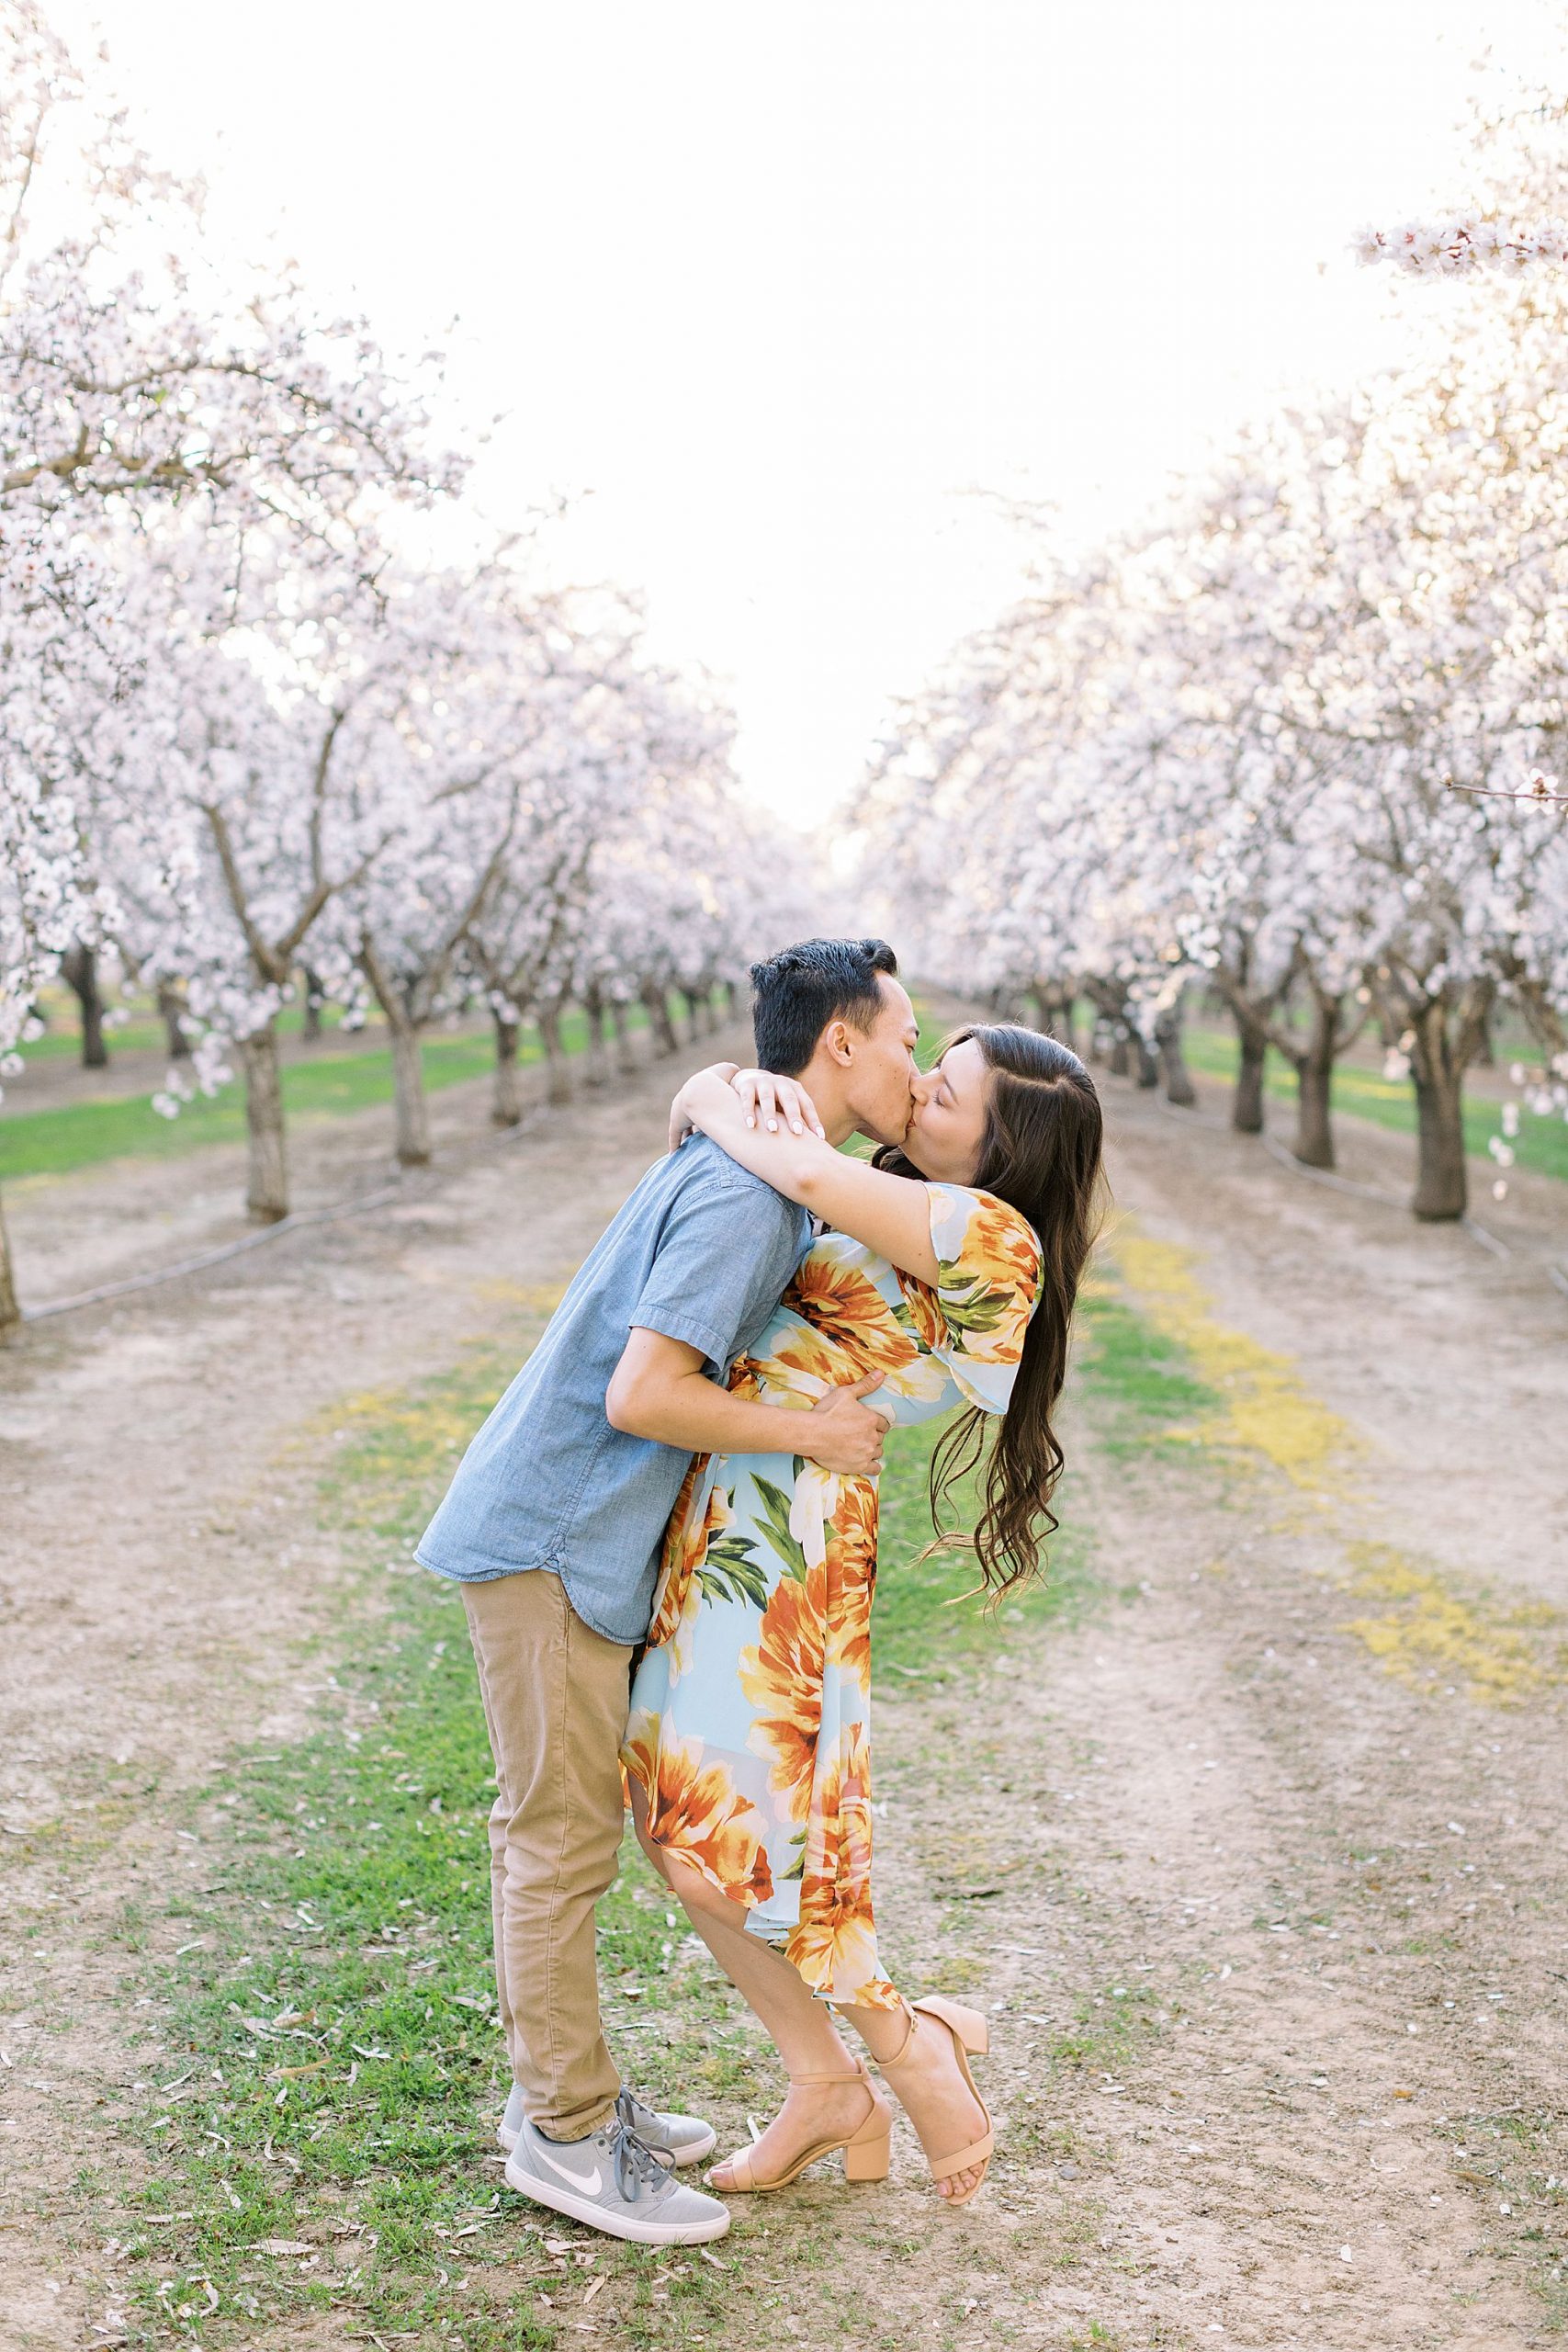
[533, 2143, 603, 2196]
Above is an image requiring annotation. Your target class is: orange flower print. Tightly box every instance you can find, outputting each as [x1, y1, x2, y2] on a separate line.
[963, 1193, 1042, 1318]
[678, 1481, 733, 1672]
[770, 1297, 944, 1410]
[647, 1455, 710, 1656]
[738, 1561, 826, 1821]
[755, 1319, 845, 1406]
[785, 1250, 921, 1379]
[623, 1712, 774, 1906]
[825, 1476, 877, 1687]
[786, 1721, 899, 2008]
[895, 1271, 945, 1353]
[897, 1188, 1042, 1373]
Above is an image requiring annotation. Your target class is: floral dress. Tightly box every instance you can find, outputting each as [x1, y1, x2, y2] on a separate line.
[623, 1181, 1042, 2010]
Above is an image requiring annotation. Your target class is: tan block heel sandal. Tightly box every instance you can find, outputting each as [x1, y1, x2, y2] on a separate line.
[882, 1995, 994, 2207]
[706, 2058, 893, 2192]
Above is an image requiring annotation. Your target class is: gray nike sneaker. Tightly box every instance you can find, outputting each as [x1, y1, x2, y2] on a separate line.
[497, 2083, 716, 2166]
[504, 2115, 730, 2245]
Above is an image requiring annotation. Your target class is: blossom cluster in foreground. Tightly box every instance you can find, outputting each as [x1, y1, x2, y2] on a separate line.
[1352, 217, 1568, 275]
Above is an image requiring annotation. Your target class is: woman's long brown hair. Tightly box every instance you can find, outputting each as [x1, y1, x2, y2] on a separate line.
[875, 1023, 1105, 1600]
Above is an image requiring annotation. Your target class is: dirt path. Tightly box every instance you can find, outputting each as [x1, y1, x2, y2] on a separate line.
[2, 1035, 1564, 2349]
[1103, 1064, 1568, 1607]
[0, 1019, 581, 1310]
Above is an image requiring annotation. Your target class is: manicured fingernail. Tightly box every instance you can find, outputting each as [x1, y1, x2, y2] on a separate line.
[792, 1121, 803, 1134]
[766, 1119, 778, 1131]
[746, 1116, 756, 1128]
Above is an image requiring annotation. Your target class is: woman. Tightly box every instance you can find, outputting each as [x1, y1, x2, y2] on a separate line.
[622, 1024, 1103, 2205]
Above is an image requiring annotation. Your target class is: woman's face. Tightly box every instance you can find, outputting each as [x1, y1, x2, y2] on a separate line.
[900, 1036, 990, 1183]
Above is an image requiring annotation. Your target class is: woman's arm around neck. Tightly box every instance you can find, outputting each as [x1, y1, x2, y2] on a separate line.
[671, 1068, 940, 1284]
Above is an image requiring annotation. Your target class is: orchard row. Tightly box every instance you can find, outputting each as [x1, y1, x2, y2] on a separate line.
[0, 6, 806, 1328]
[861, 73, 1568, 1223]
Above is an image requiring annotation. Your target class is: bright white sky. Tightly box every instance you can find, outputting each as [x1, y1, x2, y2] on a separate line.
[47, 0, 1565, 829]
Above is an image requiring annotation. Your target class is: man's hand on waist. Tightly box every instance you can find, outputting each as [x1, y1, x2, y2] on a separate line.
[799, 1374, 888, 1476]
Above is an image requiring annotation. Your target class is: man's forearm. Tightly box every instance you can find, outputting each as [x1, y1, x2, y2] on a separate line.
[609, 1366, 813, 1458]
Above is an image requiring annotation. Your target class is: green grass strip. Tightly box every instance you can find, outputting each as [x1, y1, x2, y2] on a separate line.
[0, 1008, 649, 1183]
[1179, 1020, 1568, 1186]
[15, 994, 356, 1068]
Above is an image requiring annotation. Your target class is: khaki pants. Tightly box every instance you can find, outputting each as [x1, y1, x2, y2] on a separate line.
[461, 1569, 633, 2141]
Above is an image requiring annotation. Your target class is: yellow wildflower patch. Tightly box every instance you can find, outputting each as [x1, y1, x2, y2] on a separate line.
[1113, 1231, 1354, 1491]
[1108, 1223, 1563, 1704]
[1338, 1543, 1562, 1707]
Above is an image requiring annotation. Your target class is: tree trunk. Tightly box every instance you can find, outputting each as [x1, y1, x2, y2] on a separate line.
[1155, 1006, 1197, 1107]
[1109, 1032, 1130, 1078]
[1134, 1034, 1159, 1089]
[358, 944, 430, 1167]
[491, 1013, 523, 1126]
[388, 1018, 431, 1167]
[1410, 1064, 1469, 1220]
[1292, 1054, 1335, 1170]
[724, 979, 739, 1022]
[610, 998, 639, 1075]
[538, 1000, 572, 1106]
[641, 982, 679, 1057]
[1232, 1022, 1267, 1135]
[240, 1023, 288, 1222]
[1287, 987, 1344, 1170]
[1408, 999, 1469, 1221]
[157, 983, 193, 1061]
[60, 942, 108, 1069]
[0, 1188, 20, 1335]
[583, 996, 610, 1088]
[300, 968, 324, 1042]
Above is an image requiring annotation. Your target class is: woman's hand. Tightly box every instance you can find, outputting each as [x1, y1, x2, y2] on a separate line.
[669, 1063, 741, 1152]
[729, 1068, 827, 1140]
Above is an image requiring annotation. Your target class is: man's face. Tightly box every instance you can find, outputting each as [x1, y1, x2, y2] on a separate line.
[847, 977, 921, 1148]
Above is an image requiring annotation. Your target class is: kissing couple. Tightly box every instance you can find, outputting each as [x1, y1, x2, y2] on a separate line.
[415, 937, 1103, 2245]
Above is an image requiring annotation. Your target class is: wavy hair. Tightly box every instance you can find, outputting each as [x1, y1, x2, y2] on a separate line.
[875, 1023, 1105, 1600]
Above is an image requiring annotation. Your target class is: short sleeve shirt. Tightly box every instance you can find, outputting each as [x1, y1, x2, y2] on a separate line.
[414, 1135, 811, 1645]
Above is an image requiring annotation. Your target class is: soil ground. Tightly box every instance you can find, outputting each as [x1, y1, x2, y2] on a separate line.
[1, 1014, 1564, 2352]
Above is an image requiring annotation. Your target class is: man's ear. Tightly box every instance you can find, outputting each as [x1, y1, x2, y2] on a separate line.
[821, 1019, 854, 1067]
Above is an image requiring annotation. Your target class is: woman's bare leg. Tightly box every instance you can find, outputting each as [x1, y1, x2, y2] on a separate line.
[835, 2000, 988, 2202]
[631, 1795, 984, 2196]
[629, 1792, 874, 2183]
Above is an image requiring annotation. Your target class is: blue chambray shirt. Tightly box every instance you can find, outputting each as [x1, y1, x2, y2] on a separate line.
[414, 1136, 810, 1645]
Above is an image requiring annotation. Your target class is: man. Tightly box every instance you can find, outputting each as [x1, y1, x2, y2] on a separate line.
[415, 936, 920, 2245]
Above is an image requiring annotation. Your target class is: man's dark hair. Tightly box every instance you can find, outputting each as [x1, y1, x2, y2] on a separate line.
[749, 937, 899, 1076]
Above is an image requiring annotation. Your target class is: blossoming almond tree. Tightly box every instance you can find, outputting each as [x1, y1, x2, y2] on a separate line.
[0, 2, 461, 1318]
[1354, 42, 1568, 1170]
[335, 566, 579, 1168]
[858, 356, 1568, 1217]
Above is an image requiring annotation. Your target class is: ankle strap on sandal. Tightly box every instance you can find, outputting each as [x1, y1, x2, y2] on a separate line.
[786, 2058, 871, 2087]
[874, 2000, 919, 2070]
